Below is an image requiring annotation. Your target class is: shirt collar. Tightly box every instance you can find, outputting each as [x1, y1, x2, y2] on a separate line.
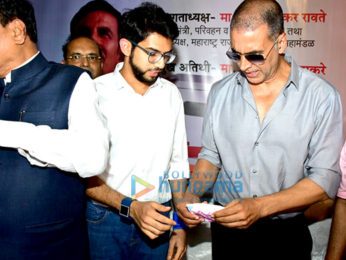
[112, 62, 163, 92]
[4, 51, 40, 84]
[235, 53, 300, 91]
[283, 54, 299, 91]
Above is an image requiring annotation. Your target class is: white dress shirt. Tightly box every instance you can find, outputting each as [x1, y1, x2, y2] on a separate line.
[0, 53, 109, 177]
[95, 62, 190, 203]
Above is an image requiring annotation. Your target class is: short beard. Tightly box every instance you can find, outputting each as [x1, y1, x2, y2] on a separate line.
[129, 51, 160, 85]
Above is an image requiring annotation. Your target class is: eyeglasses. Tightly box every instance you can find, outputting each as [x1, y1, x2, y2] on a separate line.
[129, 40, 176, 64]
[226, 39, 278, 64]
[67, 53, 101, 63]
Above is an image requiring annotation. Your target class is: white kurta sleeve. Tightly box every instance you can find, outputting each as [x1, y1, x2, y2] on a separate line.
[0, 72, 109, 178]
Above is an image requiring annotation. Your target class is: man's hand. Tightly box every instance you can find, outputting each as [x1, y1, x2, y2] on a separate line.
[213, 198, 263, 229]
[175, 192, 204, 228]
[167, 229, 187, 260]
[174, 159, 220, 228]
[130, 201, 176, 239]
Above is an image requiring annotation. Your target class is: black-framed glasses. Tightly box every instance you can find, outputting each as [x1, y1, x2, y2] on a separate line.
[129, 40, 176, 64]
[226, 39, 278, 64]
[67, 53, 102, 63]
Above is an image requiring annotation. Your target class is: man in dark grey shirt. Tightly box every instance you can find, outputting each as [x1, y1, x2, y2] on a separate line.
[177, 0, 343, 259]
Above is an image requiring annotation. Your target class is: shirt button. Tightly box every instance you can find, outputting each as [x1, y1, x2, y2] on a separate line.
[4, 94, 9, 99]
[253, 194, 258, 198]
[252, 169, 257, 174]
[254, 141, 259, 146]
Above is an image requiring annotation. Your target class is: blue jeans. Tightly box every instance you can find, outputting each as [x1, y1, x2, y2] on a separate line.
[86, 200, 170, 260]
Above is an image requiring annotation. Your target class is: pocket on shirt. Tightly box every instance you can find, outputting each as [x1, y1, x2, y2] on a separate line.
[86, 201, 109, 224]
[19, 110, 57, 128]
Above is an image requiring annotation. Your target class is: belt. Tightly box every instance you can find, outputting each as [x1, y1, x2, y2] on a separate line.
[88, 199, 172, 212]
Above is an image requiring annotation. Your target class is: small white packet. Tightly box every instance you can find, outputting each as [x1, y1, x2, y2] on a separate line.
[187, 203, 224, 222]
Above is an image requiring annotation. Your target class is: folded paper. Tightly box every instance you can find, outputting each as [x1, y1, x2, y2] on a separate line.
[187, 203, 224, 222]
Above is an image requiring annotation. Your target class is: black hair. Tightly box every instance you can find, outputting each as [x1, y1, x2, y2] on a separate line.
[62, 35, 102, 60]
[0, 0, 37, 43]
[70, 0, 121, 37]
[120, 2, 179, 43]
[230, 0, 284, 40]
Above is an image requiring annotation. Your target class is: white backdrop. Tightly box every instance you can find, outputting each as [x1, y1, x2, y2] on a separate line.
[30, 0, 346, 258]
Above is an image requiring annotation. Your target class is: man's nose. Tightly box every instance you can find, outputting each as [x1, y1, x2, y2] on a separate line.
[156, 56, 166, 70]
[91, 30, 102, 46]
[238, 55, 252, 72]
[80, 56, 90, 67]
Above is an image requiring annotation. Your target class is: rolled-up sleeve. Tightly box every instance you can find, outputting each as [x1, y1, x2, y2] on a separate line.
[0, 72, 109, 177]
[306, 90, 343, 198]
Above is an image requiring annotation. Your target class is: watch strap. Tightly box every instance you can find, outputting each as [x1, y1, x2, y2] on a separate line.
[120, 197, 134, 219]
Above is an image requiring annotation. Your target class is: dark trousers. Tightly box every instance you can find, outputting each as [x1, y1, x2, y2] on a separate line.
[211, 214, 312, 260]
[0, 218, 88, 260]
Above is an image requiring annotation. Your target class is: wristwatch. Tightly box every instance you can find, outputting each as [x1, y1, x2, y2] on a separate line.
[120, 197, 135, 219]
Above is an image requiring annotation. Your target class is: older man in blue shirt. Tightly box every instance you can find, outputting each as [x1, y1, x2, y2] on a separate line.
[177, 0, 343, 259]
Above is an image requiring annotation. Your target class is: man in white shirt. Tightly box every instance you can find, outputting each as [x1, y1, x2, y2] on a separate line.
[0, 0, 109, 259]
[86, 3, 189, 260]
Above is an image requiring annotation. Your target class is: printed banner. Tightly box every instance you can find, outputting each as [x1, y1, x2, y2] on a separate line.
[29, 1, 346, 259]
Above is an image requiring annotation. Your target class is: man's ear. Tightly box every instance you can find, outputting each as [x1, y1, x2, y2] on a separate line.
[119, 38, 133, 57]
[277, 32, 287, 54]
[9, 19, 27, 45]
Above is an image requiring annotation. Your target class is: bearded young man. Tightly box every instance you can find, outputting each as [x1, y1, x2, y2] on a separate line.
[85, 3, 189, 260]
